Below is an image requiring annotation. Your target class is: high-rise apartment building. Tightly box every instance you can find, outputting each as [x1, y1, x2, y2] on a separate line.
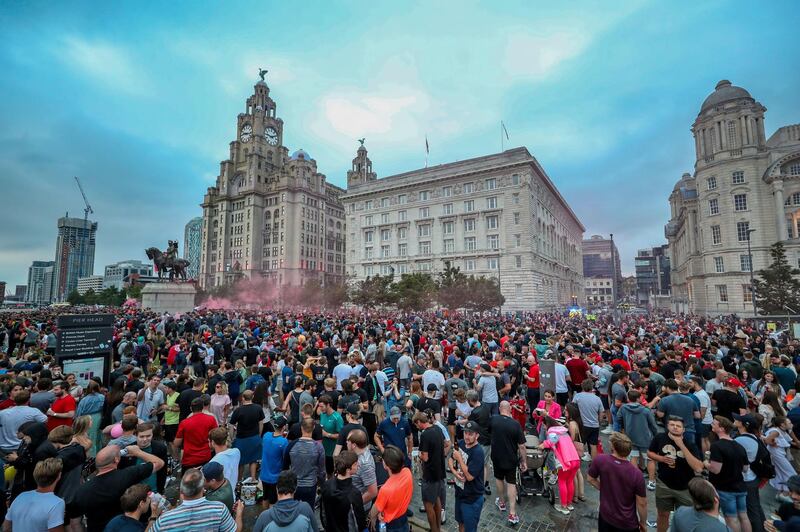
[199, 78, 346, 288]
[184, 217, 203, 279]
[582, 235, 622, 304]
[27, 260, 55, 304]
[341, 146, 584, 311]
[52, 216, 97, 301]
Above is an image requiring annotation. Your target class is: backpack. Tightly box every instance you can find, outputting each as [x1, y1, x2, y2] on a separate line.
[340, 393, 361, 412]
[740, 433, 776, 480]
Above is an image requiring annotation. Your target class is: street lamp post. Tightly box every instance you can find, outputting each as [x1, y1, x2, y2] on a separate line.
[746, 228, 757, 319]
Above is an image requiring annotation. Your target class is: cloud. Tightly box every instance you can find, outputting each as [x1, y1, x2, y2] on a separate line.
[57, 36, 152, 96]
[504, 30, 589, 80]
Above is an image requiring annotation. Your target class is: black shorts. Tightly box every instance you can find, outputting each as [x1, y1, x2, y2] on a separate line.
[325, 455, 334, 475]
[493, 466, 517, 484]
[164, 424, 178, 443]
[421, 479, 444, 503]
[447, 407, 457, 426]
[600, 394, 609, 409]
[259, 482, 278, 504]
[582, 427, 599, 446]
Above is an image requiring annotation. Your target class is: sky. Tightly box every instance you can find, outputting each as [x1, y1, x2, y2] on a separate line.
[1, 1, 799, 291]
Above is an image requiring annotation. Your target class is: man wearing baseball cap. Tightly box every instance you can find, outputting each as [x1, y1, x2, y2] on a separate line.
[449, 421, 485, 532]
[375, 406, 413, 467]
[711, 378, 747, 422]
[203, 461, 234, 513]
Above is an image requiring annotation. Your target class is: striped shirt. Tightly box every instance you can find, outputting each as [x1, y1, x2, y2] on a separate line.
[151, 497, 235, 532]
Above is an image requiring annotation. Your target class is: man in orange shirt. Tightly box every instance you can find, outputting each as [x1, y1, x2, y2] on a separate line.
[372, 446, 412, 532]
[46, 381, 75, 431]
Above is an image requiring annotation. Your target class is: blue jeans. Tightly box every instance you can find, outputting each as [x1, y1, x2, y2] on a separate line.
[718, 490, 747, 516]
[610, 404, 620, 431]
[385, 514, 409, 532]
[455, 495, 484, 532]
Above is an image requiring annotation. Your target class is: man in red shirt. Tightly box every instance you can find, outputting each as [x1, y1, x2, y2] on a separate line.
[47, 381, 76, 431]
[175, 397, 218, 468]
[565, 352, 592, 396]
[524, 354, 540, 425]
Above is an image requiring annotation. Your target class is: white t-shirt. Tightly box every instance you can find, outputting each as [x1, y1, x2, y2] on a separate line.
[7, 490, 65, 532]
[554, 363, 569, 393]
[396, 355, 413, 379]
[694, 389, 713, 425]
[211, 447, 242, 488]
[422, 370, 446, 399]
[333, 363, 354, 390]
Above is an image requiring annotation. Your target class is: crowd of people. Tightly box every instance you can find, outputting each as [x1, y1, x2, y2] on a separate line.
[0, 306, 799, 532]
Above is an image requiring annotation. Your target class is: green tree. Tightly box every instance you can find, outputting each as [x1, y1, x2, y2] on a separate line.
[82, 288, 97, 305]
[66, 289, 83, 305]
[464, 276, 505, 313]
[391, 273, 437, 312]
[436, 261, 469, 310]
[350, 274, 394, 309]
[753, 242, 800, 315]
[322, 280, 349, 309]
[125, 284, 143, 300]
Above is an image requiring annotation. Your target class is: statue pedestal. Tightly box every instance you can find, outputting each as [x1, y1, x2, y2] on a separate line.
[141, 283, 197, 315]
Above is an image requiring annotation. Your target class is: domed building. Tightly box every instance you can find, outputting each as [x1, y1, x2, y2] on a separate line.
[666, 80, 800, 315]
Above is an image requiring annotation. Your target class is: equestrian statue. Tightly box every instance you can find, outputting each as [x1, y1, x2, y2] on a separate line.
[145, 240, 190, 281]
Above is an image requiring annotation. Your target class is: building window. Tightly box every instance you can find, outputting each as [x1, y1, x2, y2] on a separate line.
[709, 198, 719, 215]
[419, 207, 430, 218]
[711, 225, 722, 245]
[418, 240, 431, 255]
[381, 229, 391, 241]
[442, 203, 453, 215]
[737, 221, 751, 242]
[464, 219, 475, 232]
[465, 237, 476, 251]
[487, 216, 498, 230]
[732, 171, 745, 184]
[365, 215, 373, 226]
[381, 245, 390, 258]
[364, 265, 373, 276]
[464, 200, 474, 212]
[398, 243, 407, 256]
[727, 122, 738, 149]
[743, 284, 753, 303]
[707, 176, 717, 190]
[485, 178, 496, 190]
[488, 257, 499, 270]
[790, 163, 800, 176]
[442, 221, 454, 235]
[487, 197, 498, 209]
[734, 194, 747, 211]
[740, 254, 752, 272]
[463, 182, 474, 194]
[381, 197, 389, 208]
[381, 213, 390, 224]
[514, 234, 521, 247]
[365, 200, 373, 210]
[515, 255, 522, 268]
[487, 235, 499, 249]
[365, 248, 373, 259]
[717, 284, 728, 303]
[442, 186, 452, 197]
[419, 190, 429, 201]
[398, 227, 407, 239]
[714, 256, 725, 273]
[398, 194, 407, 205]
[419, 262, 432, 272]
[465, 259, 476, 271]
[792, 192, 800, 206]
[398, 210, 407, 222]
[443, 239, 454, 253]
[418, 225, 431, 237]
[514, 212, 520, 224]
[512, 194, 519, 204]
[364, 231, 373, 243]
[512, 173, 520, 185]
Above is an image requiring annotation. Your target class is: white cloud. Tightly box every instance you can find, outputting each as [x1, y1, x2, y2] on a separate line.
[58, 36, 152, 96]
[504, 30, 589, 80]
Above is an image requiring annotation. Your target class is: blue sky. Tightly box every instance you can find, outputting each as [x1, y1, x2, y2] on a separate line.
[1, 1, 799, 290]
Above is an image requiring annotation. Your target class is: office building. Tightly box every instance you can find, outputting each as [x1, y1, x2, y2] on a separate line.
[184, 217, 202, 279]
[27, 260, 55, 305]
[52, 216, 97, 301]
[77, 275, 103, 295]
[103, 260, 153, 290]
[582, 235, 622, 303]
[635, 245, 671, 305]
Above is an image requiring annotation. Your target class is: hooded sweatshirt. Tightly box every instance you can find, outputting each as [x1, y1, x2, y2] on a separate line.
[252, 498, 319, 532]
[541, 425, 580, 467]
[617, 402, 658, 449]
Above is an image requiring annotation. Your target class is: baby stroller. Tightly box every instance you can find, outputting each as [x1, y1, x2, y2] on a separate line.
[516, 434, 556, 505]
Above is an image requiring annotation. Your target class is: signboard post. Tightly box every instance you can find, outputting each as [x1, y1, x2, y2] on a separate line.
[56, 314, 114, 386]
[539, 359, 556, 396]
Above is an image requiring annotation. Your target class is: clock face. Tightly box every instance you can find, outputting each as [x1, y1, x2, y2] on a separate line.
[265, 127, 278, 146]
[241, 124, 252, 143]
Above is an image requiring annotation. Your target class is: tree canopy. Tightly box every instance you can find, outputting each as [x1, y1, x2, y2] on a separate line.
[753, 242, 800, 315]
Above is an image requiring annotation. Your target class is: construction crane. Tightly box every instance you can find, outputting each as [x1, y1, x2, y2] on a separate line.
[74, 176, 93, 221]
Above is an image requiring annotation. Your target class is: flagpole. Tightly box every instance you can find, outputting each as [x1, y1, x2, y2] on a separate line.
[501, 121, 504, 152]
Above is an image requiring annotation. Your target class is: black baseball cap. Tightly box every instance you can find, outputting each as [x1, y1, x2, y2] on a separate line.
[463, 421, 479, 433]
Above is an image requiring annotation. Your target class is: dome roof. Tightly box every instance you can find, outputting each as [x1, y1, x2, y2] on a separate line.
[700, 80, 753, 112]
[290, 149, 311, 161]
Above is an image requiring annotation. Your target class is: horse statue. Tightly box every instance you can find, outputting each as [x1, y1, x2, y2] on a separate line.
[145, 242, 190, 282]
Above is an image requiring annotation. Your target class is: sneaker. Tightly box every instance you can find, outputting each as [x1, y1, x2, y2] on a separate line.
[601, 426, 613, 435]
[484, 481, 491, 495]
[647, 520, 657, 528]
[508, 513, 520, 525]
[556, 506, 571, 515]
[647, 480, 656, 491]
[495, 497, 507, 512]
[566, 504, 574, 511]
[581, 452, 592, 462]
[441, 509, 446, 524]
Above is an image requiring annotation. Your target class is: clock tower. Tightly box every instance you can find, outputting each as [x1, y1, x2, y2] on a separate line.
[199, 74, 347, 290]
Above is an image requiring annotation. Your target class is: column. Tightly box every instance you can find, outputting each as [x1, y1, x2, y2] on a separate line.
[774, 179, 788, 240]
[740, 116, 747, 147]
[745, 116, 752, 145]
[687, 209, 698, 254]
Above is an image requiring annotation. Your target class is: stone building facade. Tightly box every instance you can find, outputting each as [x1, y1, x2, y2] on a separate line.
[341, 146, 584, 311]
[199, 79, 346, 289]
[666, 80, 800, 316]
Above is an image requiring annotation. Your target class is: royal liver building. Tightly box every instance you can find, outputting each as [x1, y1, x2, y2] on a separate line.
[199, 76, 346, 288]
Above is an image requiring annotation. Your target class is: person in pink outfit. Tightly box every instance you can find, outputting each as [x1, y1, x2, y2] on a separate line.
[540, 417, 581, 515]
[533, 390, 562, 436]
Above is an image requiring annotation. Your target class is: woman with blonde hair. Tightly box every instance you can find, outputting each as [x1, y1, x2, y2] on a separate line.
[75, 380, 104, 456]
[71, 415, 93, 454]
[210, 380, 232, 425]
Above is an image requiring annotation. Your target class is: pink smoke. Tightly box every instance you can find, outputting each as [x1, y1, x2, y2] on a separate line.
[197, 277, 332, 311]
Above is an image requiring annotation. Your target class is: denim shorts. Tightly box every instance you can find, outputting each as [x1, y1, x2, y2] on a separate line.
[455, 496, 484, 532]
[718, 490, 747, 516]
